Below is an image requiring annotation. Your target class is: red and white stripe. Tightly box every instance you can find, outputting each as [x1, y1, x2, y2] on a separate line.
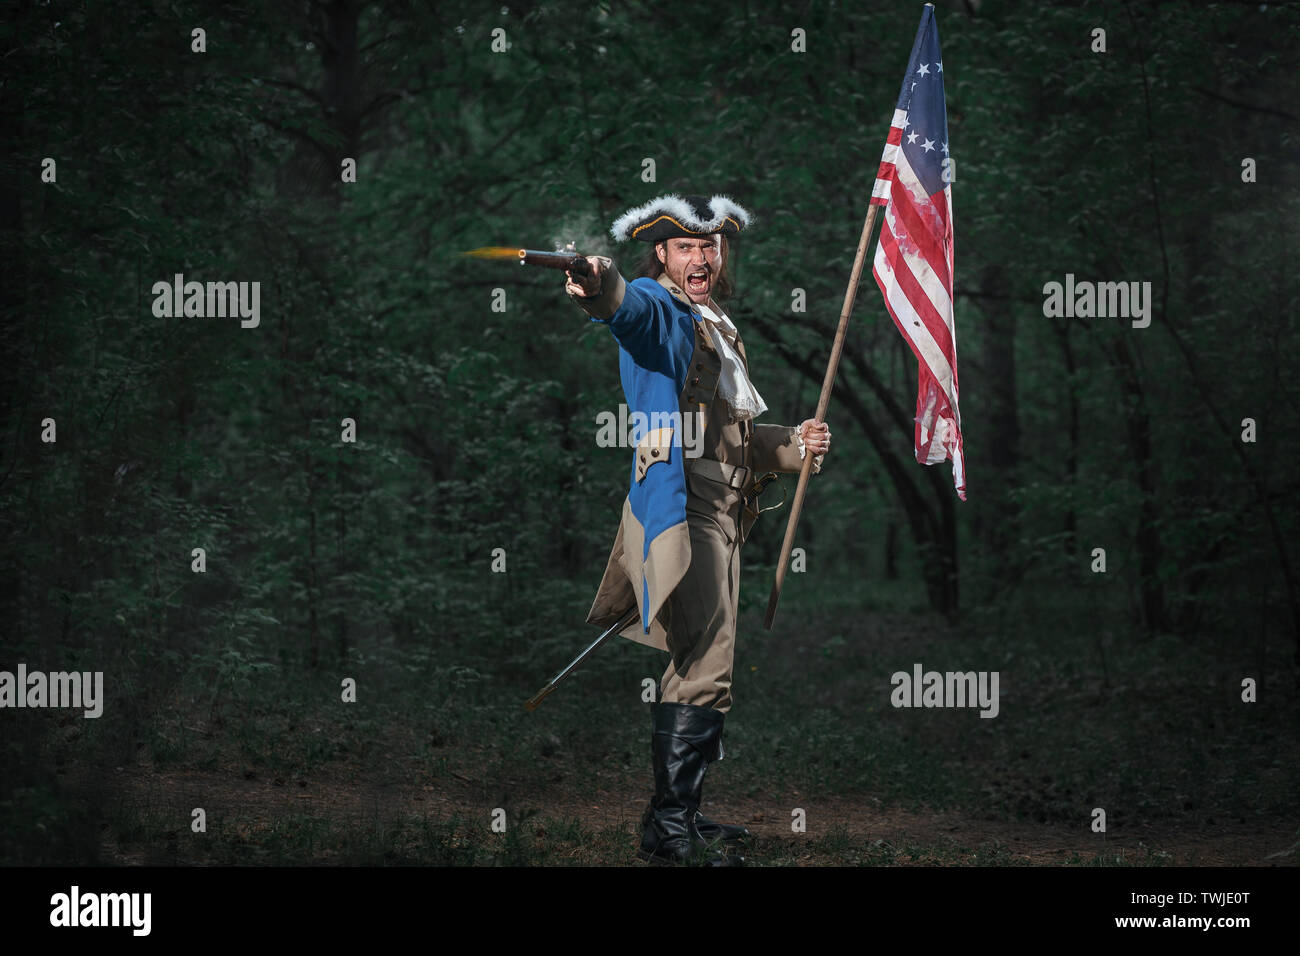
[870, 109, 966, 500]
[871, 108, 908, 206]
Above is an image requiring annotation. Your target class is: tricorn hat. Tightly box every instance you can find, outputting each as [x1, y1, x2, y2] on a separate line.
[610, 193, 752, 243]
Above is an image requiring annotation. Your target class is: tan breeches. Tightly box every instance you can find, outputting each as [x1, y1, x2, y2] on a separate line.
[658, 513, 742, 714]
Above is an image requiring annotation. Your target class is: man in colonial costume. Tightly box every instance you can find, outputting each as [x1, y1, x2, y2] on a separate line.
[565, 194, 831, 865]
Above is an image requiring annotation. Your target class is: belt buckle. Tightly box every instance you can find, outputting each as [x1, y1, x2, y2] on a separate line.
[728, 465, 751, 489]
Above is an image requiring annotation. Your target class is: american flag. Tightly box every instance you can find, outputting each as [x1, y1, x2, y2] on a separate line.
[871, 5, 966, 500]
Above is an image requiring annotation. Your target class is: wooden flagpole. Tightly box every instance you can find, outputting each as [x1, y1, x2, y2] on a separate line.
[764, 202, 882, 629]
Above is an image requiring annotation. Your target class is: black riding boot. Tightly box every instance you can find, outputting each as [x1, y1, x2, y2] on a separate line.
[641, 727, 753, 844]
[639, 702, 744, 866]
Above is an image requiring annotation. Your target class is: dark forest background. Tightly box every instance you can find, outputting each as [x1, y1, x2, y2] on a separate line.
[1, 0, 1297, 866]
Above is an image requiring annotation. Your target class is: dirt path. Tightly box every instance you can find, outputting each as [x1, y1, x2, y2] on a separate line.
[91, 760, 1298, 866]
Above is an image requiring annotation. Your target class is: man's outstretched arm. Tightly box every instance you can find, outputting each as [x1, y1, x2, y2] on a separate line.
[565, 257, 683, 369]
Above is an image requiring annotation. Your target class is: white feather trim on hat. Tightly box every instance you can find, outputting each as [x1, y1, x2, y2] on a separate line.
[707, 195, 752, 230]
[609, 193, 753, 241]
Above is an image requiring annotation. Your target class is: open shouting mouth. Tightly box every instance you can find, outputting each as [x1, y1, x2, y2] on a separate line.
[686, 269, 710, 296]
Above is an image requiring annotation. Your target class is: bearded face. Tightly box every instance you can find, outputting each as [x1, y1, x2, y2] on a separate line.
[656, 235, 724, 304]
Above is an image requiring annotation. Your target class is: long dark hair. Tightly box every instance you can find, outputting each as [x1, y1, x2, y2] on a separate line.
[634, 236, 736, 301]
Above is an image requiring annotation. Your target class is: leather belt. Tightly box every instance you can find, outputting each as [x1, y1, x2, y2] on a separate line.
[685, 456, 751, 490]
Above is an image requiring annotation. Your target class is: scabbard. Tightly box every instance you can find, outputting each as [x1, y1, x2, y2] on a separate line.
[524, 604, 641, 710]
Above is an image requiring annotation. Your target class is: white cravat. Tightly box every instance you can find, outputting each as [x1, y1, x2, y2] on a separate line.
[696, 301, 767, 422]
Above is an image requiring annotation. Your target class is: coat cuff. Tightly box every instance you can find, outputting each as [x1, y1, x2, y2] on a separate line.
[569, 256, 626, 321]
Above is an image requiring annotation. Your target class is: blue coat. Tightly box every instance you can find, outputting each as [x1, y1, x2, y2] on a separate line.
[575, 267, 812, 650]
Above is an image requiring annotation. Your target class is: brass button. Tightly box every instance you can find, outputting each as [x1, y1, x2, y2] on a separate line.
[651, 449, 659, 458]
[691, 376, 700, 385]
